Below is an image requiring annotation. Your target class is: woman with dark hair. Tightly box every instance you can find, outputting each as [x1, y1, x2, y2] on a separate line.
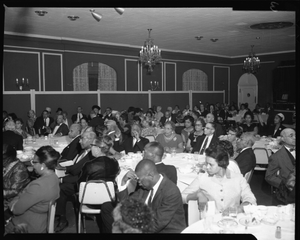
[80, 116, 89, 134]
[15, 118, 30, 139]
[185, 118, 205, 153]
[182, 144, 256, 213]
[267, 113, 286, 138]
[112, 198, 155, 233]
[181, 115, 195, 148]
[5, 146, 60, 233]
[199, 103, 208, 118]
[78, 135, 120, 233]
[240, 112, 259, 135]
[3, 144, 30, 211]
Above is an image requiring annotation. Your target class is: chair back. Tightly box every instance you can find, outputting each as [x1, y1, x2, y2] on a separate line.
[78, 180, 115, 205]
[188, 200, 200, 226]
[47, 200, 57, 233]
[145, 135, 155, 142]
[253, 147, 269, 170]
[244, 169, 254, 184]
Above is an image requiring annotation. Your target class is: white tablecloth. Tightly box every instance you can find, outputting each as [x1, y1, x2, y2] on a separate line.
[182, 205, 295, 240]
[23, 136, 70, 153]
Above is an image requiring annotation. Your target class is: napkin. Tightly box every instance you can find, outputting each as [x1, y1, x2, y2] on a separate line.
[243, 205, 266, 222]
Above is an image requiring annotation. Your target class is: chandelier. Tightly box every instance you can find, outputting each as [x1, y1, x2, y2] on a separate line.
[243, 45, 260, 74]
[139, 29, 162, 73]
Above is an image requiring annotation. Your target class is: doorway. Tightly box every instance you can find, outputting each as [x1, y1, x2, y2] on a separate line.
[238, 73, 258, 111]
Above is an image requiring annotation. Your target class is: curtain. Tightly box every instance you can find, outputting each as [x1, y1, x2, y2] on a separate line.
[98, 63, 117, 91]
[182, 69, 208, 91]
[73, 63, 89, 91]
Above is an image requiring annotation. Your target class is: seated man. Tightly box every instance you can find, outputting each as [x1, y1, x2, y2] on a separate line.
[159, 110, 176, 127]
[60, 123, 83, 161]
[205, 113, 225, 138]
[54, 131, 96, 232]
[2, 120, 23, 150]
[88, 111, 104, 128]
[51, 114, 69, 136]
[114, 123, 149, 154]
[71, 106, 87, 124]
[118, 159, 186, 233]
[265, 128, 295, 204]
[143, 142, 177, 184]
[234, 132, 256, 176]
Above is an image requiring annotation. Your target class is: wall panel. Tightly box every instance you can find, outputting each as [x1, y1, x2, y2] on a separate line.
[192, 92, 224, 108]
[164, 62, 176, 91]
[3, 94, 31, 123]
[43, 53, 62, 91]
[214, 66, 229, 103]
[125, 59, 139, 91]
[151, 92, 189, 112]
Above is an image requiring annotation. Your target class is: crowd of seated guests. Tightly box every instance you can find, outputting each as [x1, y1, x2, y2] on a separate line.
[2, 100, 296, 234]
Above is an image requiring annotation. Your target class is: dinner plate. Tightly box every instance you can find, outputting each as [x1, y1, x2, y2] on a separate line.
[217, 217, 238, 228]
[261, 215, 279, 225]
[239, 217, 260, 227]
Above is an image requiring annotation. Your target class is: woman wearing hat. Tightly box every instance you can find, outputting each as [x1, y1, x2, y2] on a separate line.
[267, 113, 286, 138]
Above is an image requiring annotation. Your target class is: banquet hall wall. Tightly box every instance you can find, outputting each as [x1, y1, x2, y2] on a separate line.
[3, 34, 295, 122]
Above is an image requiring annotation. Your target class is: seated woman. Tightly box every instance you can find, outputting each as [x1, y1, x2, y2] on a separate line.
[141, 117, 157, 138]
[78, 135, 120, 233]
[219, 126, 243, 158]
[240, 112, 259, 135]
[156, 121, 184, 153]
[25, 118, 37, 137]
[3, 144, 31, 211]
[181, 144, 256, 214]
[112, 198, 155, 233]
[181, 115, 195, 148]
[5, 146, 60, 234]
[185, 118, 205, 153]
[80, 116, 89, 134]
[267, 113, 286, 138]
[217, 140, 241, 174]
[14, 118, 30, 139]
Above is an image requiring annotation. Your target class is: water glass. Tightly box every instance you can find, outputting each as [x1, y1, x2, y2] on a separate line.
[170, 147, 176, 157]
[32, 136, 36, 143]
[290, 204, 295, 222]
[277, 205, 284, 221]
[229, 206, 238, 218]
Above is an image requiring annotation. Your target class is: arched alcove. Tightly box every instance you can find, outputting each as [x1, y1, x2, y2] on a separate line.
[182, 69, 208, 91]
[73, 62, 117, 91]
[238, 73, 258, 111]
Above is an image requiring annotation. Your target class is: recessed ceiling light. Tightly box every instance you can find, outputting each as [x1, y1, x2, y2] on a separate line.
[195, 36, 203, 40]
[211, 38, 218, 42]
[35, 10, 48, 16]
[256, 37, 261, 39]
[68, 15, 79, 21]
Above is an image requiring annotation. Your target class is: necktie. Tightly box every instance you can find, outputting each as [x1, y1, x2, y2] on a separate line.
[74, 151, 87, 164]
[147, 189, 154, 206]
[199, 137, 208, 155]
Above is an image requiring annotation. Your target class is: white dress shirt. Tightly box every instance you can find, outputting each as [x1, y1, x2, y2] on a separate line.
[145, 174, 163, 204]
[199, 135, 213, 154]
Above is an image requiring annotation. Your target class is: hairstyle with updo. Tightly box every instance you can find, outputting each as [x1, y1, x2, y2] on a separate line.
[35, 146, 60, 171]
[205, 144, 229, 169]
[112, 198, 155, 233]
[164, 120, 176, 131]
[94, 135, 114, 155]
[183, 115, 195, 126]
[216, 140, 234, 157]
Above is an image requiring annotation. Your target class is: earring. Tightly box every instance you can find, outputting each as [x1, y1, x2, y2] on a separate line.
[41, 166, 44, 171]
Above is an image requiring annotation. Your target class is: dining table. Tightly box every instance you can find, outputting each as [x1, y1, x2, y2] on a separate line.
[181, 204, 295, 240]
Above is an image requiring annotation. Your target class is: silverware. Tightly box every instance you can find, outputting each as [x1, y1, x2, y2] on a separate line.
[245, 219, 250, 230]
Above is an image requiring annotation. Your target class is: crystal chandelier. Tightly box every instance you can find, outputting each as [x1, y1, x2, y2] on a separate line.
[243, 45, 260, 74]
[139, 29, 162, 73]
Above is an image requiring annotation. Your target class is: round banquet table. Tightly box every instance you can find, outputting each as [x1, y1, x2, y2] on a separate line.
[182, 205, 295, 240]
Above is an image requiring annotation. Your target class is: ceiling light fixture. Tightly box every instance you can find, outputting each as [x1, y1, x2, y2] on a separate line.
[114, 8, 125, 15]
[210, 38, 218, 42]
[195, 36, 203, 40]
[68, 15, 79, 21]
[35, 10, 48, 16]
[243, 45, 260, 74]
[139, 29, 162, 74]
[90, 9, 102, 22]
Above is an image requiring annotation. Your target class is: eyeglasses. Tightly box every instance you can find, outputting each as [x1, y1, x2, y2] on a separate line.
[90, 144, 100, 148]
[195, 124, 202, 127]
[80, 136, 89, 140]
[227, 132, 236, 136]
[205, 127, 213, 130]
[30, 160, 39, 165]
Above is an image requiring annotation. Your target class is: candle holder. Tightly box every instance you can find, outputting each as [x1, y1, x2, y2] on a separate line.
[150, 81, 159, 91]
[16, 78, 29, 91]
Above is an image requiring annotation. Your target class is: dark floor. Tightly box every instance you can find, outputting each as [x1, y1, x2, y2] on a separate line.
[58, 170, 274, 233]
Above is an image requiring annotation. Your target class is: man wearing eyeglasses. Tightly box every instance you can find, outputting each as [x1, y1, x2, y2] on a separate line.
[54, 130, 96, 233]
[205, 113, 225, 138]
[197, 122, 219, 155]
[265, 128, 296, 205]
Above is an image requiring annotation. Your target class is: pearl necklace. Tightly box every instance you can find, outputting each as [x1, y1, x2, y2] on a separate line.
[164, 133, 175, 142]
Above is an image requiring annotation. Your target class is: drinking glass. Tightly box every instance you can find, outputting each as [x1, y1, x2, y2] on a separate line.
[170, 147, 176, 157]
[290, 204, 295, 222]
[229, 206, 238, 218]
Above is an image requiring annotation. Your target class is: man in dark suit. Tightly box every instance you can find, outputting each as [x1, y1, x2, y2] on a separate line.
[114, 123, 149, 154]
[265, 128, 295, 204]
[2, 120, 23, 150]
[143, 142, 177, 184]
[54, 130, 96, 232]
[102, 107, 113, 121]
[159, 110, 177, 126]
[235, 132, 256, 176]
[118, 159, 186, 233]
[51, 114, 69, 136]
[89, 111, 104, 128]
[195, 122, 219, 155]
[205, 113, 225, 138]
[33, 110, 54, 136]
[71, 106, 87, 124]
[60, 123, 82, 161]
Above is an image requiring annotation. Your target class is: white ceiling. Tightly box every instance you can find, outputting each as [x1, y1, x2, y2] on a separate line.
[3, 7, 296, 58]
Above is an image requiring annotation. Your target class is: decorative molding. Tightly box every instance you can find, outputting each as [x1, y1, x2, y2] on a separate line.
[163, 62, 177, 91]
[42, 52, 63, 91]
[213, 66, 230, 103]
[140, 62, 163, 91]
[124, 59, 139, 91]
[3, 49, 41, 91]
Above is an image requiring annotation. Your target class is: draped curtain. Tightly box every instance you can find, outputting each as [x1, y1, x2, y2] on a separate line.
[97, 63, 117, 91]
[182, 69, 208, 91]
[73, 63, 89, 91]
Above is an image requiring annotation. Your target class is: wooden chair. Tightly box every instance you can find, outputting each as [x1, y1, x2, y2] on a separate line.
[47, 200, 57, 233]
[77, 180, 115, 233]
